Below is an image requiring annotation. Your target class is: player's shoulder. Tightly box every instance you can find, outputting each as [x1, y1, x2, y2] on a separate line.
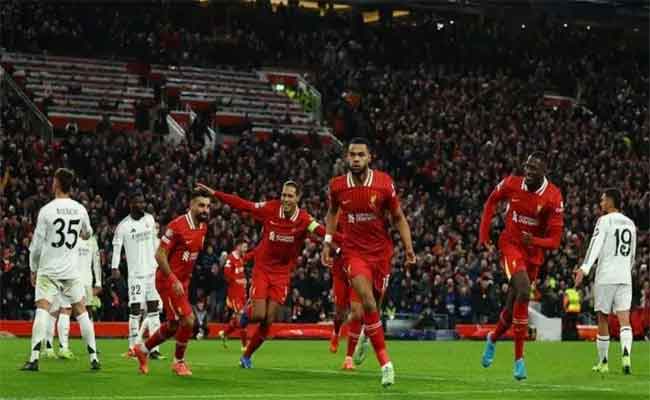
[372, 169, 394, 183]
[255, 199, 278, 210]
[505, 175, 524, 188]
[168, 214, 189, 230]
[114, 215, 131, 233]
[544, 180, 563, 199]
[329, 174, 347, 190]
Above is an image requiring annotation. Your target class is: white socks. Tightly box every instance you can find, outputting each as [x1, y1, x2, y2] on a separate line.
[77, 312, 98, 362]
[30, 309, 49, 362]
[620, 326, 633, 357]
[128, 314, 140, 349]
[146, 311, 161, 352]
[45, 314, 57, 350]
[596, 335, 610, 363]
[57, 313, 71, 350]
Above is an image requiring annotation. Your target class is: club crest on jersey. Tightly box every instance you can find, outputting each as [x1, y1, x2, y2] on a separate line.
[536, 205, 543, 214]
[369, 193, 377, 210]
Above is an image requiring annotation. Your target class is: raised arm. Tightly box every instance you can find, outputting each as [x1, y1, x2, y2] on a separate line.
[479, 177, 511, 246]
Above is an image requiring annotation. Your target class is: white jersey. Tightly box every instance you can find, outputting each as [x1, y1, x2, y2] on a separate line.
[111, 213, 158, 278]
[580, 212, 637, 285]
[78, 235, 102, 288]
[29, 198, 93, 280]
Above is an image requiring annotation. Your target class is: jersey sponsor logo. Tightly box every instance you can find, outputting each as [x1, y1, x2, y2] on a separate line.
[181, 251, 199, 262]
[512, 211, 539, 226]
[269, 231, 294, 243]
[255, 202, 266, 209]
[348, 213, 377, 223]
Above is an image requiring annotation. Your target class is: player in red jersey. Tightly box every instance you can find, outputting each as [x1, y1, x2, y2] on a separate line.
[195, 181, 341, 368]
[218, 241, 254, 350]
[132, 190, 211, 376]
[479, 152, 564, 380]
[322, 137, 416, 387]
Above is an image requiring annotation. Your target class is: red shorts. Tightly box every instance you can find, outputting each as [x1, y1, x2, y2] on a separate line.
[157, 280, 192, 321]
[343, 255, 390, 304]
[227, 287, 246, 312]
[332, 257, 350, 309]
[250, 267, 289, 304]
[499, 242, 540, 281]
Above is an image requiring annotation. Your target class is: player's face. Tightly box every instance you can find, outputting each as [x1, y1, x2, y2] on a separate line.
[281, 185, 299, 214]
[523, 156, 544, 189]
[347, 144, 371, 175]
[191, 196, 211, 222]
[130, 195, 146, 217]
[240, 243, 249, 253]
[599, 193, 610, 213]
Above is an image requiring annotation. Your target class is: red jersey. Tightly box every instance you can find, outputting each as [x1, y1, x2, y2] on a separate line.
[213, 192, 329, 275]
[479, 175, 564, 266]
[157, 212, 208, 284]
[328, 169, 399, 260]
[224, 250, 254, 293]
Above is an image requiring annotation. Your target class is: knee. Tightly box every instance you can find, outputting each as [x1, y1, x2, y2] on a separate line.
[251, 308, 266, 323]
[350, 303, 364, 320]
[183, 314, 195, 328]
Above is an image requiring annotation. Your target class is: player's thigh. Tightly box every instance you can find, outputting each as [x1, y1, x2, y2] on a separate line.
[267, 275, 290, 306]
[128, 276, 146, 306]
[227, 292, 245, 313]
[250, 268, 271, 302]
[594, 284, 616, 315]
[613, 284, 632, 313]
[499, 244, 527, 281]
[143, 275, 161, 304]
[168, 290, 193, 322]
[35, 275, 61, 307]
[61, 278, 85, 307]
[332, 267, 350, 310]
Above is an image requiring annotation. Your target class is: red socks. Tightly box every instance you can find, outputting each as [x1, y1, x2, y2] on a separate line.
[346, 318, 362, 358]
[492, 308, 513, 342]
[174, 323, 193, 360]
[364, 311, 390, 367]
[512, 300, 529, 361]
[145, 322, 176, 351]
[244, 323, 270, 358]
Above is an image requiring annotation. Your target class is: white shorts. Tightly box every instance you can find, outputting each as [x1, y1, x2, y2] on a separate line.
[128, 275, 161, 306]
[594, 284, 632, 314]
[36, 275, 84, 307]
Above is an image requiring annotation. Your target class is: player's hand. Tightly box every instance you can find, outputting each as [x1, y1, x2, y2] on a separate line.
[111, 269, 121, 280]
[30, 272, 36, 287]
[405, 248, 417, 266]
[522, 232, 533, 246]
[321, 244, 333, 267]
[574, 268, 584, 288]
[172, 279, 184, 296]
[93, 287, 102, 296]
[194, 183, 215, 196]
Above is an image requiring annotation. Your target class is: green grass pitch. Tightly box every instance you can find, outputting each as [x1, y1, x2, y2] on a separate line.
[0, 338, 648, 400]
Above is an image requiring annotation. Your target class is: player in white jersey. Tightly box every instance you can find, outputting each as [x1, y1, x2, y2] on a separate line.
[43, 230, 103, 360]
[111, 191, 163, 359]
[22, 168, 100, 371]
[575, 188, 637, 375]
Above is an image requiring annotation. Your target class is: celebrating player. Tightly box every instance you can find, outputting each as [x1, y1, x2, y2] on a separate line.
[112, 190, 163, 359]
[132, 189, 211, 376]
[322, 137, 416, 387]
[218, 241, 255, 351]
[479, 152, 564, 380]
[22, 168, 100, 371]
[574, 188, 637, 375]
[195, 181, 340, 368]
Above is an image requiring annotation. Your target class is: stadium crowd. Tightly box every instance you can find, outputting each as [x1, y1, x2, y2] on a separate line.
[1, 2, 649, 332]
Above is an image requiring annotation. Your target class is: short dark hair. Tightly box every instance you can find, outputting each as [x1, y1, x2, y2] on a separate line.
[603, 188, 622, 209]
[348, 137, 372, 152]
[527, 151, 546, 165]
[129, 189, 144, 201]
[54, 168, 75, 193]
[283, 180, 301, 196]
[191, 189, 211, 199]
